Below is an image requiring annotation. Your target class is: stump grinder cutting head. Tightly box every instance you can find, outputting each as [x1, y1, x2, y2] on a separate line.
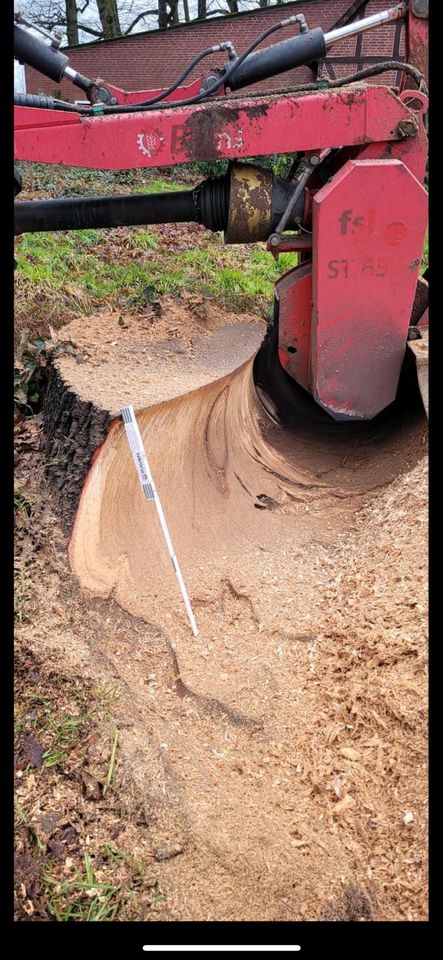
[14, 1, 429, 423]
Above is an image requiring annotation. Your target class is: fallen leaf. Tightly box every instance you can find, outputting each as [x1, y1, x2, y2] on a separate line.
[80, 769, 102, 800]
[19, 732, 44, 768]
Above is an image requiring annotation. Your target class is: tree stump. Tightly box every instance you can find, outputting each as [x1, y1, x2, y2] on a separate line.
[42, 297, 266, 529]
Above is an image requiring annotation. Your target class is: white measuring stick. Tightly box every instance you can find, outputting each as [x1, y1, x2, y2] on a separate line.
[121, 405, 198, 637]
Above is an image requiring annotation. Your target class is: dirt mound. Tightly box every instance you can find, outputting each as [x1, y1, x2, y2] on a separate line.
[56, 296, 427, 920]
[69, 351, 425, 703]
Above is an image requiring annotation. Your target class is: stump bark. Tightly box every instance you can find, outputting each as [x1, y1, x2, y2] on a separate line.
[43, 365, 112, 530]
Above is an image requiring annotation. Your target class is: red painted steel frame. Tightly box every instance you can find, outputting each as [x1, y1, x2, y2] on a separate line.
[406, 3, 428, 86]
[277, 263, 313, 392]
[311, 158, 427, 419]
[275, 85, 428, 418]
[358, 90, 428, 182]
[104, 75, 225, 105]
[14, 85, 425, 170]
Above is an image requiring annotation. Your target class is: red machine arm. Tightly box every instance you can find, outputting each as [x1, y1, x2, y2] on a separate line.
[14, 1, 428, 421]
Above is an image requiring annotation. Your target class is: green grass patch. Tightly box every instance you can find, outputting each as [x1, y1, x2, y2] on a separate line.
[41, 714, 90, 768]
[44, 853, 122, 921]
[16, 161, 189, 198]
[43, 849, 165, 920]
[14, 645, 166, 922]
[16, 227, 296, 316]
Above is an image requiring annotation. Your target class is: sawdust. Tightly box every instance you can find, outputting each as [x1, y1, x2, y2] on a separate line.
[55, 293, 265, 414]
[16, 297, 428, 921]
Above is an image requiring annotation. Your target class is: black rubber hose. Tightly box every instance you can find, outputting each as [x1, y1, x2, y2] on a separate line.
[14, 93, 91, 113]
[123, 45, 230, 109]
[100, 19, 299, 113]
[18, 18, 304, 116]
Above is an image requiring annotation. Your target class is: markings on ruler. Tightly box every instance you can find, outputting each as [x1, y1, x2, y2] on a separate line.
[142, 481, 155, 501]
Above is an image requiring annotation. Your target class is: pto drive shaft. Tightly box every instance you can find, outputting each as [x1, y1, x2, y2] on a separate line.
[14, 165, 305, 244]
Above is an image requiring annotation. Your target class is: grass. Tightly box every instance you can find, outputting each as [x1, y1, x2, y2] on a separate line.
[103, 730, 119, 795]
[14, 490, 32, 514]
[14, 159, 298, 333]
[43, 852, 165, 920]
[15, 796, 46, 853]
[15, 161, 191, 197]
[42, 714, 90, 768]
[42, 836, 165, 920]
[14, 648, 154, 922]
[16, 227, 295, 318]
[44, 853, 122, 921]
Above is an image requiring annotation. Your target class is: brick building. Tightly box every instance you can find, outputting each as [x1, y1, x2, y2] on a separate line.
[25, 0, 405, 99]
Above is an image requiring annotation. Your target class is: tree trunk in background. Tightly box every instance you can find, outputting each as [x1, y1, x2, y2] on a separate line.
[259, 1, 270, 7]
[198, 0, 207, 19]
[168, 1, 180, 25]
[183, 0, 190, 23]
[226, 1, 239, 14]
[96, 0, 122, 38]
[65, 0, 79, 45]
[159, 0, 168, 29]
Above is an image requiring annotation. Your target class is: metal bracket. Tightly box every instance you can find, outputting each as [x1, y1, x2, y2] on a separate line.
[267, 154, 319, 259]
[266, 234, 312, 260]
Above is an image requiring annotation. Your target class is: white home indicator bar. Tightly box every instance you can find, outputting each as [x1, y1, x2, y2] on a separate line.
[142, 948, 301, 953]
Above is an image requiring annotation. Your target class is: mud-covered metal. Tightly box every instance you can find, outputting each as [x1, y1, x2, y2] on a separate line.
[14, 86, 426, 171]
[224, 163, 307, 243]
[358, 90, 428, 182]
[407, 1, 428, 86]
[225, 163, 273, 243]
